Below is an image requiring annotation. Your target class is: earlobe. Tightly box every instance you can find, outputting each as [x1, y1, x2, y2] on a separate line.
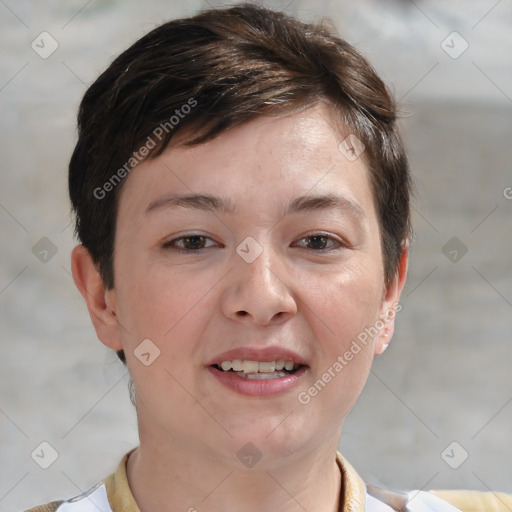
[374, 244, 409, 356]
[375, 330, 390, 356]
[70, 245, 123, 351]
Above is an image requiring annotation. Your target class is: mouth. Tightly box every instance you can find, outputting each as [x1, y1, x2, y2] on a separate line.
[206, 346, 308, 395]
[211, 359, 305, 380]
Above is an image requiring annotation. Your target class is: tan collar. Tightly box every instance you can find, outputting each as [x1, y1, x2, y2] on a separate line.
[336, 452, 367, 511]
[103, 449, 368, 512]
[103, 449, 140, 512]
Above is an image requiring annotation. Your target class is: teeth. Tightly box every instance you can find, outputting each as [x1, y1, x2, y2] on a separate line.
[221, 361, 232, 371]
[237, 371, 288, 380]
[258, 361, 276, 373]
[216, 359, 300, 374]
[284, 361, 294, 371]
[242, 360, 259, 373]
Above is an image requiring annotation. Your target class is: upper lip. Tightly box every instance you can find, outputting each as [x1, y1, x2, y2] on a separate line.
[207, 345, 307, 366]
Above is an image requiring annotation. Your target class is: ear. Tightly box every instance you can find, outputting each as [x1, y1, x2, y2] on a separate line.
[71, 245, 123, 351]
[374, 244, 409, 356]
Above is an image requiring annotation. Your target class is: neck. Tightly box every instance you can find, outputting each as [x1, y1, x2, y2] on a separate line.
[126, 435, 342, 512]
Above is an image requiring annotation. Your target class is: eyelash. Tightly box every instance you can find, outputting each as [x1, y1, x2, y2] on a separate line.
[162, 233, 344, 253]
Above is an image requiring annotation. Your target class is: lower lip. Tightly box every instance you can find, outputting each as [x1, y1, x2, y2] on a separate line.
[207, 366, 307, 397]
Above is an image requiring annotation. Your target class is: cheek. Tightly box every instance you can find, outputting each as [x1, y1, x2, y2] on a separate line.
[115, 254, 180, 329]
[115, 259, 216, 360]
[297, 263, 382, 411]
[119, 265, 208, 408]
[304, 262, 383, 348]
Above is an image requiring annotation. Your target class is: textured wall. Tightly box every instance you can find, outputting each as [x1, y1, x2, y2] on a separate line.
[1, 1, 511, 510]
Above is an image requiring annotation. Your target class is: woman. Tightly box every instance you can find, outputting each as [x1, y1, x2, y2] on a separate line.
[27, 4, 512, 511]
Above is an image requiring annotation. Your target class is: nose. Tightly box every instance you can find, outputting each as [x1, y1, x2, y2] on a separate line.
[220, 242, 297, 326]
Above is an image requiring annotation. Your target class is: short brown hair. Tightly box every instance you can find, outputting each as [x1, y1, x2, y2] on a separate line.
[69, 3, 411, 362]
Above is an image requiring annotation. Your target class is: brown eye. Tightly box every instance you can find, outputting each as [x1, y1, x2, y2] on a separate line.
[304, 235, 330, 250]
[295, 234, 340, 251]
[163, 235, 216, 252]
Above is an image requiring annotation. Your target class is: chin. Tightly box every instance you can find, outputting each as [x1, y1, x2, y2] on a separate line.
[217, 416, 313, 464]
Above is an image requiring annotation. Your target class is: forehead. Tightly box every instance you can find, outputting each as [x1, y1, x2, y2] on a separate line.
[116, 104, 376, 223]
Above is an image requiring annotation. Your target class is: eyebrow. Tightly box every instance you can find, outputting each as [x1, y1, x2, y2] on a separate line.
[145, 192, 365, 219]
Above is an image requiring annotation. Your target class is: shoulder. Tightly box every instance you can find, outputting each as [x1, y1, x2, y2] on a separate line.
[24, 502, 63, 512]
[367, 486, 461, 511]
[367, 485, 512, 511]
[23, 451, 136, 512]
[430, 489, 512, 512]
[23, 482, 112, 512]
[338, 451, 512, 512]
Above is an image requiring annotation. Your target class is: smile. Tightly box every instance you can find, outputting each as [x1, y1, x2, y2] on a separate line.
[209, 360, 307, 395]
[213, 359, 302, 379]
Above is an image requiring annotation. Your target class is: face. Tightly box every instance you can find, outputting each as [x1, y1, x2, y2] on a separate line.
[82, 103, 405, 468]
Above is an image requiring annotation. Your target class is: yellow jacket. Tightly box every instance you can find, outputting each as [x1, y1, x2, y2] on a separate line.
[25, 450, 512, 512]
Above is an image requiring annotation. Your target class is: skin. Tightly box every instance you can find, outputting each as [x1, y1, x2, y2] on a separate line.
[72, 103, 408, 512]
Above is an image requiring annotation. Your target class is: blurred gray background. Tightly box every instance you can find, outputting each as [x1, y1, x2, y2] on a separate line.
[1, 0, 511, 510]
